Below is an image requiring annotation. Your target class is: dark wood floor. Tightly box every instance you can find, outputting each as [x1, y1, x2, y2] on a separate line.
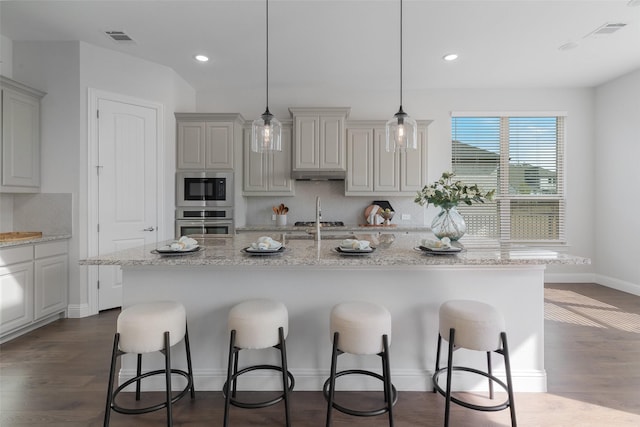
[2, 283, 640, 426]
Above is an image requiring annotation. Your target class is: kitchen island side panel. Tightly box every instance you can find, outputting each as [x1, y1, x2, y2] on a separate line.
[119, 264, 546, 392]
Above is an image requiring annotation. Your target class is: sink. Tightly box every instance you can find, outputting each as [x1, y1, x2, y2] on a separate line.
[0, 231, 43, 242]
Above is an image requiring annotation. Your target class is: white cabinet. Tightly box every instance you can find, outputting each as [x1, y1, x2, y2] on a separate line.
[346, 128, 375, 193]
[243, 123, 294, 196]
[289, 107, 350, 174]
[0, 246, 34, 335]
[346, 120, 430, 196]
[1, 76, 45, 193]
[0, 240, 68, 343]
[175, 113, 243, 170]
[34, 241, 68, 320]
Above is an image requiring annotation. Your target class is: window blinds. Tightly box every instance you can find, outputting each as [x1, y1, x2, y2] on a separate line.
[451, 114, 565, 242]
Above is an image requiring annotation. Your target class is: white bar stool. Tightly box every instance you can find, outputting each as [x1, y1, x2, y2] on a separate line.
[223, 298, 294, 427]
[324, 301, 397, 427]
[103, 301, 195, 427]
[432, 299, 517, 427]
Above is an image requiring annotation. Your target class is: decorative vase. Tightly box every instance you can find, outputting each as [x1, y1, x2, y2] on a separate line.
[431, 205, 467, 241]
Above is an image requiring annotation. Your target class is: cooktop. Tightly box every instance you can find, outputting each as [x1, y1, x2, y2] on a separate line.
[294, 221, 345, 227]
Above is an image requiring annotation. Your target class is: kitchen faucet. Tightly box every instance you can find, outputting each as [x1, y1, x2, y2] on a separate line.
[315, 196, 321, 241]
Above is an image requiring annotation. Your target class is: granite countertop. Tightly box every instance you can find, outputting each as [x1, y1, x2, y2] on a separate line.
[236, 224, 430, 234]
[80, 232, 590, 268]
[0, 234, 72, 248]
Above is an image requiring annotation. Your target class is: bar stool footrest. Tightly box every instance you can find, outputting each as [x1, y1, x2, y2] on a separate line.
[322, 369, 398, 417]
[432, 366, 511, 412]
[111, 368, 193, 415]
[222, 364, 295, 409]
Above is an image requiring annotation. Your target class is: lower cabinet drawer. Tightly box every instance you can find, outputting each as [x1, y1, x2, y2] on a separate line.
[0, 246, 33, 267]
[35, 241, 68, 259]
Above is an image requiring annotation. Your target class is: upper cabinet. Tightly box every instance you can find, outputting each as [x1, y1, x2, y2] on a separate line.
[1, 76, 46, 193]
[243, 121, 294, 196]
[175, 113, 243, 170]
[346, 120, 431, 196]
[289, 107, 350, 177]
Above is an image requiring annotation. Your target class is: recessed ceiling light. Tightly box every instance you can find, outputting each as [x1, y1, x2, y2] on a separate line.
[194, 54, 209, 62]
[443, 53, 459, 62]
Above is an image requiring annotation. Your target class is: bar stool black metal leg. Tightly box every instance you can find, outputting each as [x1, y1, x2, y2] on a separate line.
[382, 334, 394, 427]
[434, 333, 442, 392]
[223, 329, 236, 427]
[164, 331, 173, 427]
[487, 351, 494, 399]
[278, 327, 291, 427]
[326, 332, 339, 427]
[103, 333, 120, 427]
[184, 324, 196, 399]
[501, 332, 517, 427]
[232, 341, 239, 399]
[444, 328, 456, 427]
[136, 353, 142, 401]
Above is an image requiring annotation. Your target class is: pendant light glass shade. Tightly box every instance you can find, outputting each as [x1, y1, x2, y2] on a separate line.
[251, 0, 281, 153]
[386, 106, 417, 151]
[252, 108, 282, 153]
[386, 0, 417, 152]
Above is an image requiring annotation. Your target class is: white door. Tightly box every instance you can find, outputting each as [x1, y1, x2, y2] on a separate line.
[97, 98, 158, 311]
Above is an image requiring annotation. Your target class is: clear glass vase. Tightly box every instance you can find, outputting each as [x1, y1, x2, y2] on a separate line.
[431, 205, 467, 241]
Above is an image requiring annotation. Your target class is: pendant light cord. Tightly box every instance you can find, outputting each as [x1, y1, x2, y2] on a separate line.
[399, 0, 403, 109]
[265, 0, 270, 111]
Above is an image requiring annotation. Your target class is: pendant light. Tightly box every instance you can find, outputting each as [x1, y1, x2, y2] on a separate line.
[252, 0, 282, 153]
[386, 0, 417, 152]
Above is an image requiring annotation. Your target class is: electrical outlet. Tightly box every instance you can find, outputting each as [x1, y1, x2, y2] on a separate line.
[402, 214, 411, 220]
[272, 214, 276, 221]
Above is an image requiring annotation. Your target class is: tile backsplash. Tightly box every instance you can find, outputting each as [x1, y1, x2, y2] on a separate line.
[0, 193, 13, 232]
[244, 181, 427, 226]
[9, 193, 72, 235]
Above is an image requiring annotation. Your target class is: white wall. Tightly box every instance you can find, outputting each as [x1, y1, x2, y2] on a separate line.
[595, 69, 640, 294]
[0, 34, 14, 230]
[11, 40, 196, 316]
[0, 34, 12, 78]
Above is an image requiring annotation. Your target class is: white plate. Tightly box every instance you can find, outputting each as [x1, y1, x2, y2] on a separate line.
[415, 246, 463, 255]
[334, 247, 376, 255]
[242, 246, 287, 255]
[152, 246, 202, 256]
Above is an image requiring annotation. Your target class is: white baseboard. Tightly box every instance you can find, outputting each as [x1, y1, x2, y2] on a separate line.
[119, 368, 547, 393]
[544, 272, 595, 283]
[594, 274, 640, 296]
[66, 303, 92, 318]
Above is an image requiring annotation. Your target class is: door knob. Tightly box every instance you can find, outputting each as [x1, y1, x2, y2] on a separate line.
[143, 227, 155, 232]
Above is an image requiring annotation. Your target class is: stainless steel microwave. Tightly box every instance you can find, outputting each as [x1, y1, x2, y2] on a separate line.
[176, 171, 233, 207]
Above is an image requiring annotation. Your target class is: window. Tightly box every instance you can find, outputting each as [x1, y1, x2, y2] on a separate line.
[451, 113, 565, 243]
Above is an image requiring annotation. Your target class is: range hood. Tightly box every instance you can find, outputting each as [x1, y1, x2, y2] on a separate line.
[291, 169, 346, 180]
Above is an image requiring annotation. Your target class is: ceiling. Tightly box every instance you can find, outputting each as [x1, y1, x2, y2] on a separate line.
[1, 0, 639, 93]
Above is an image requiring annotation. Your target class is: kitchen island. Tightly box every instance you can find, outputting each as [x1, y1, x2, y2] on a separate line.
[82, 233, 589, 393]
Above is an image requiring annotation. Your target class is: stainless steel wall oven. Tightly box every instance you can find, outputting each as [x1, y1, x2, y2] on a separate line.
[175, 207, 234, 238]
[175, 171, 234, 237]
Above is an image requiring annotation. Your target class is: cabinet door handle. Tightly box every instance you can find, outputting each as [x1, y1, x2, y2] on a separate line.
[142, 227, 155, 232]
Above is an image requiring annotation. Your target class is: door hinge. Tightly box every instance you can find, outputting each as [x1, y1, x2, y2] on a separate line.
[97, 280, 100, 289]
[97, 109, 99, 119]
[97, 224, 100, 232]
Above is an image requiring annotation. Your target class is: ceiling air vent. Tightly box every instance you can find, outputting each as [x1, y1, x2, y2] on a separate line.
[104, 31, 136, 44]
[588, 23, 627, 37]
